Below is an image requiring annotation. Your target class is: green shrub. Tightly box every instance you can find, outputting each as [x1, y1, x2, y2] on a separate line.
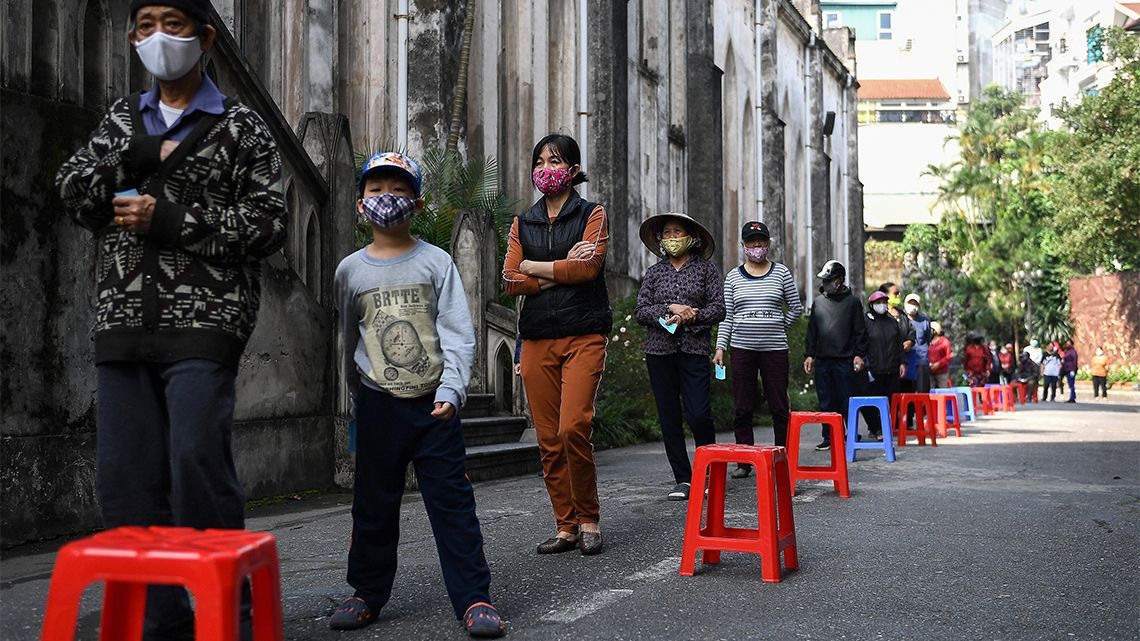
[592, 296, 817, 450]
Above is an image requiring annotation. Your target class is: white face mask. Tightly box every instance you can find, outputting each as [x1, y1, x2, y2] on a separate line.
[904, 303, 919, 315]
[872, 303, 888, 315]
[135, 31, 202, 81]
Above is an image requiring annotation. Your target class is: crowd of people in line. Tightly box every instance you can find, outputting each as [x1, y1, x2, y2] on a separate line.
[54, 3, 1120, 637]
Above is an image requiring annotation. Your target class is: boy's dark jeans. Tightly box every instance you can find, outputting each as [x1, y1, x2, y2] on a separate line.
[96, 359, 246, 636]
[813, 357, 855, 442]
[1093, 376, 1107, 397]
[1043, 375, 1059, 400]
[348, 385, 491, 619]
[730, 348, 791, 447]
[646, 353, 717, 484]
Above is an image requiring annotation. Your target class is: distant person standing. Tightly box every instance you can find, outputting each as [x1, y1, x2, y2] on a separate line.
[903, 294, 933, 393]
[963, 335, 990, 388]
[1062, 340, 1079, 403]
[1025, 338, 1044, 366]
[987, 340, 1002, 385]
[714, 221, 802, 478]
[1017, 349, 1040, 401]
[928, 321, 952, 389]
[999, 343, 1016, 385]
[1091, 347, 1110, 399]
[860, 291, 905, 441]
[803, 260, 867, 451]
[1041, 345, 1063, 401]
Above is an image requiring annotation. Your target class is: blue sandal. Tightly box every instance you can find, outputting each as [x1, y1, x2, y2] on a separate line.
[329, 596, 377, 630]
[464, 602, 505, 638]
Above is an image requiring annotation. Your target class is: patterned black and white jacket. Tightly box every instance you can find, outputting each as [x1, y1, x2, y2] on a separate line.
[56, 92, 287, 370]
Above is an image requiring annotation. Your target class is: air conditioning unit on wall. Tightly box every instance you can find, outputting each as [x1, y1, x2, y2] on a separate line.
[957, 95, 968, 103]
[957, 54, 967, 63]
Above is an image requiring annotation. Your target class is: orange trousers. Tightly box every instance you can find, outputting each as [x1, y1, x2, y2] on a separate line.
[520, 334, 607, 533]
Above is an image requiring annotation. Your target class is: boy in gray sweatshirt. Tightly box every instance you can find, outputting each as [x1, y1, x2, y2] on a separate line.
[330, 152, 503, 638]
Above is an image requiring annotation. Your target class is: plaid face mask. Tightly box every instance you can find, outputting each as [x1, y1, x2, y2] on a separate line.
[361, 193, 416, 228]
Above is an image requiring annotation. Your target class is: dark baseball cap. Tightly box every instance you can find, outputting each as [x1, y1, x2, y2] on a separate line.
[741, 221, 770, 241]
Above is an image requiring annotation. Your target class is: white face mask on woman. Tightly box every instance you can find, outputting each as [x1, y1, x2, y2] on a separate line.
[872, 303, 888, 315]
[135, 31, 202, 81]
[904, 303, 919, 315]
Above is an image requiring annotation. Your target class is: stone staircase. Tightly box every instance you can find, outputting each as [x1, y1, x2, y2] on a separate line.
[461, 394, 542, 482]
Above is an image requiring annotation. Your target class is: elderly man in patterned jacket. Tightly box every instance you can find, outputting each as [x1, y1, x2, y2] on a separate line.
[55, 1, 285, 638]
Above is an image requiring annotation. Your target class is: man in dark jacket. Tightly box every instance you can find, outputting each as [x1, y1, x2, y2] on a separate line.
[804, 260, 868, 450]
[55, 2, 286, 637]
[860, 291, 906, 440]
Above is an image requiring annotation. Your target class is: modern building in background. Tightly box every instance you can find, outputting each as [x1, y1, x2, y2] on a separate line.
[1036, 1, 1140, 125]
[823, 0, 1004, 243]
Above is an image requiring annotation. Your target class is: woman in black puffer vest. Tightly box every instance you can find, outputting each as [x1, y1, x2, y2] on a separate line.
[503, 135, 611, 556]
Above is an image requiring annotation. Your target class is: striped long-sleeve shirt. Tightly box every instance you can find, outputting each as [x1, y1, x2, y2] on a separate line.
[716, 262, 803, 352]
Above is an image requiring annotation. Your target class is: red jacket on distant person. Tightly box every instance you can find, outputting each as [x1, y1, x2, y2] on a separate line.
[964, 343, 989, 377]
[929, 335, 952, 374]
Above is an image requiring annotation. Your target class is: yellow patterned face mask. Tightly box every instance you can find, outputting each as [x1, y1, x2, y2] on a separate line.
[661, 235, 695, 257]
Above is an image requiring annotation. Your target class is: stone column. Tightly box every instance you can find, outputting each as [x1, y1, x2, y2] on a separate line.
[588, 0, 631, 288]
[686, 0, 724, 269]
[808, 43, 831, 275]
[759, 0, 786, 261]
[451, 209, 498, 394]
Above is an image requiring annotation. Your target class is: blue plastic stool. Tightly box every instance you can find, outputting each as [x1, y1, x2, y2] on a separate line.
[952, 386, 976, 422]
[930, 388, 968, 423]
[846, 396, 896, 463]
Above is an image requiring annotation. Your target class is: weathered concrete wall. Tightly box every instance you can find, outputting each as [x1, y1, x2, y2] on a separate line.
[1069, 272, 1140, 367]
[1, 3, 345, 545]
[1, 90, 103, 546]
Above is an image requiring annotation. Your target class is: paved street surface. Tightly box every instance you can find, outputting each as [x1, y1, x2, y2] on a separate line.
[3, 395, 1138, 640]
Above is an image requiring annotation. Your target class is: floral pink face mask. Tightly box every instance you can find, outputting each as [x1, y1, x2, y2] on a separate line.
[532, 166, 576, 195]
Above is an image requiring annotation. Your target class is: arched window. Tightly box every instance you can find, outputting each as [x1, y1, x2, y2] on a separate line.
[82, 0, 111, 109]
[495, 341, 514, 412]
[305, 209, 321, 299]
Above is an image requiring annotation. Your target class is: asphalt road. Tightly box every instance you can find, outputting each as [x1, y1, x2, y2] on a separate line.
[3, 395, 1138, 641]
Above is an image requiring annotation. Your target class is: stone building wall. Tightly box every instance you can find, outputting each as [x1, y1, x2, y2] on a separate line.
[1, 1, 347, 546]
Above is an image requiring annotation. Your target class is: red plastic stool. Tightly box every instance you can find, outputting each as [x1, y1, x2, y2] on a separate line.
[786, 412, 851, 497]
[999, 385, 1016, 411]
[971, 387, 994, 415]
[892, 394, 938, 446]
[680, 444, 798, 583]
[1010, 382, 1027, 405]
[40, 527, 283, 641]
[931, 393, 962, 438]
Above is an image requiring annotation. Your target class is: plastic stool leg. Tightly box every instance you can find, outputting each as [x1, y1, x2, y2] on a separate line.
[829, 421, 851, 498]
[756, 466, 782, 583]
[679, 454, 710, 576]
[702, 462, 728, 565]
[39, 574, 86, 641]
[192, 576, 242, 641]
[99, 581, 147, 641]
[251, 562, 284, 641]
[773, 455, 798, 571]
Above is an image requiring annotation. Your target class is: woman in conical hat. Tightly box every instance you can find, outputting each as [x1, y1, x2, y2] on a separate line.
[634, 212, 724, 501]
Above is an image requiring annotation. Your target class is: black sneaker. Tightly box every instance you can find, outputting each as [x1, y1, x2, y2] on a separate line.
[731, 464, 752, 479]
[329, 596, 377, 631]
[667, 482, 691, 500]
[464, 602, 505, 638]
[872, 432, 884, 442]
[815, 441, 831, 451]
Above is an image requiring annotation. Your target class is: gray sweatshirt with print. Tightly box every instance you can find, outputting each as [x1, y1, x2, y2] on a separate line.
[335, 241, 475, 409]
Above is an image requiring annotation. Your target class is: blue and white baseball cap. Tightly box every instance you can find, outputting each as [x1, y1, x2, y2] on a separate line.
[358, 151, 423, 197]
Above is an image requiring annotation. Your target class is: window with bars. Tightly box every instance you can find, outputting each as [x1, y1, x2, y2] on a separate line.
[1087, 25, 1104, 64]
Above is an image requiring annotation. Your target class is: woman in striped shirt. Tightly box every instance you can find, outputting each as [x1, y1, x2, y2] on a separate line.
[713, 222, 803, 478]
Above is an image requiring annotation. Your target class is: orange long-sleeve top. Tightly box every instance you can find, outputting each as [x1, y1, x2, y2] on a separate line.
[502, 204, 608, 296]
